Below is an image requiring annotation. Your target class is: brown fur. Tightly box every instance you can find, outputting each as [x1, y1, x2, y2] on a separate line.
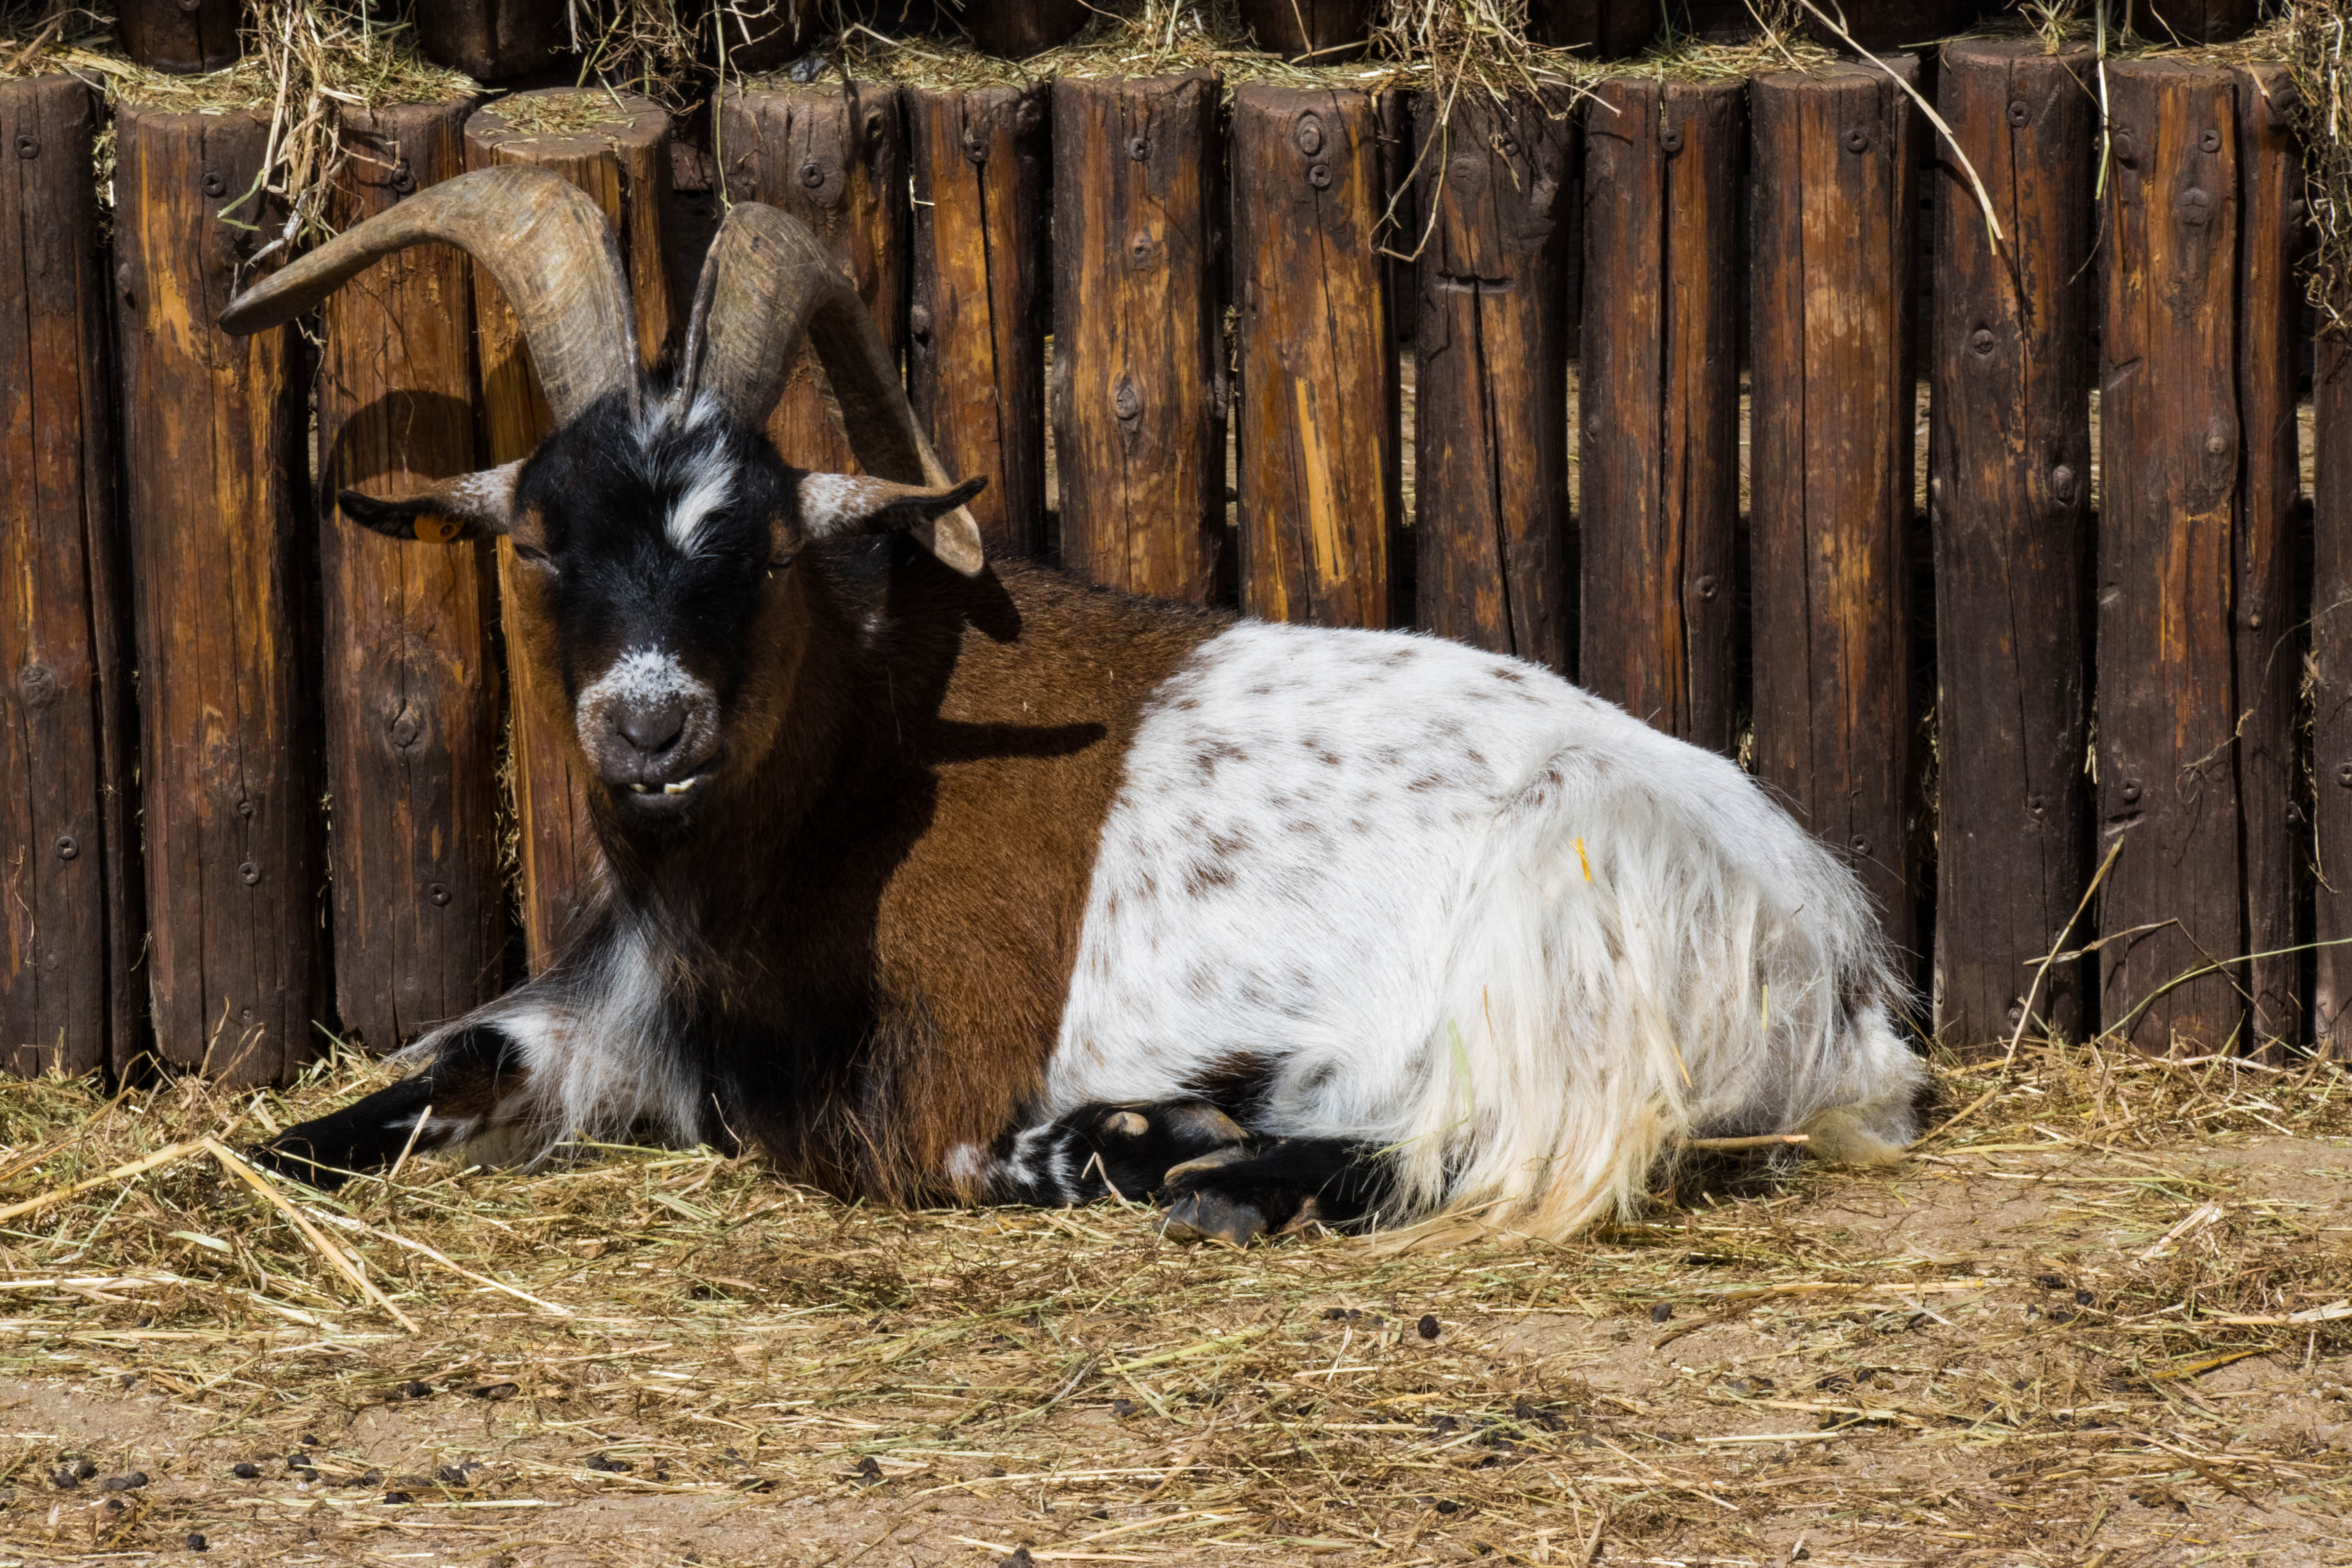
[569, 545, 1229, 1205]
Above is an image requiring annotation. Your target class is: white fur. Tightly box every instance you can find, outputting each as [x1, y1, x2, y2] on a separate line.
[663, 440, 735, 555]
[574, 647, 714, 735]
[1031, 622, 1923, 1239]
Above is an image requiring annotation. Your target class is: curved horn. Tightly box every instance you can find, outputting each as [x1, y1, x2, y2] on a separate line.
[684, 202, 985, 574]
[219, 166, 638, 424]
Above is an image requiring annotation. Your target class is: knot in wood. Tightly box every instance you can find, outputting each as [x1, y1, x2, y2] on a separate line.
[2338, 762, 2352, 789]
[1111, 375, 1142, 421]
[2121, 779, 2142, 804]
[1128, 232, 1155, 266]
[53, 836, 77, 862]
[1695, 575, 1719, 602]
[17, 663, 59, 708]
[799, 161, 827, 190]
[428, 883, 452, 907]
[1306, 162, 1332, 190]
[201, 170, 227, 198]
[2199, 128, 2221, 154]
[2029, 794, 2048, 819]
[386, 705, 422, 750]
[238, 861, 263, 886]
[12, 133, 36, 160]
[2176, 188, 2211, 226]
[237, 801, 254, 817]
[2112, 130, 2138, 167]
[2007, 101, 2030, 129]
[1127, 136, 1151, 162]
[2051, 465, 2078, 506]
[1969, 327, 1996, 358]
[1293, 116, 1324, 156]
[1842, 127, 1869, 155]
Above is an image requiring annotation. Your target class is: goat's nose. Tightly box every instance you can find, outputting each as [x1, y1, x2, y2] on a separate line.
[614, 697, 687, 754]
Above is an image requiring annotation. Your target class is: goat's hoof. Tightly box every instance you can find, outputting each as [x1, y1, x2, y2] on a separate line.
[1159, 1187, 1270, 1248]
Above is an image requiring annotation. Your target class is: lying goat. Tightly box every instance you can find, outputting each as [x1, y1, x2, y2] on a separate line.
[225, 167, 1922, 1244]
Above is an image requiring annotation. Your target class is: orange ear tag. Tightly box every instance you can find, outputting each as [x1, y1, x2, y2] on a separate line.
[413, 516, 462, 544]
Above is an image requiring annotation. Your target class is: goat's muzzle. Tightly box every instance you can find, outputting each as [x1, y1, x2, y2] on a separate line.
[573, 649, 724, 819]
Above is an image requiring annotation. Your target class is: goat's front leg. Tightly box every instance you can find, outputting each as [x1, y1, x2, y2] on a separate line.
[256, 1016, 543, 1189]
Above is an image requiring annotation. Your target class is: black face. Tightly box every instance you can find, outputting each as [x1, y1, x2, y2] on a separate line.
[509, 391, 795, 830]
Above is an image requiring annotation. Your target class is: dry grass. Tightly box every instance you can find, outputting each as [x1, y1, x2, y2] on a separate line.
[0, 1037, 2349, 1562]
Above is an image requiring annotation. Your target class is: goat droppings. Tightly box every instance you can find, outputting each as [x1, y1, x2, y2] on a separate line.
[1419, 1314, 1441, 1339]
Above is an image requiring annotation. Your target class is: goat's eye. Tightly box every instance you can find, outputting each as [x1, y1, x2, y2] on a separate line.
[511, 542, 552, 565]
[767, 551, 797, 573]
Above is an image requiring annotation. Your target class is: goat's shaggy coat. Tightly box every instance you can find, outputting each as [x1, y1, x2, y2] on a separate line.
[229, 169, 1923, 1243]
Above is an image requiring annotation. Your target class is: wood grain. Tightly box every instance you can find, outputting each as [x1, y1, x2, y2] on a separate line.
[114, 0, 242, 74]
[1526, 0, 1655, 57]
[2231, 61, 2305, 1052]
[961, 0, 1091, 56]
[0, 76, 144, 1078]
[1411, 84, 1577, 670]
[1231, 82, 1399, 629]
[1927, 40, 2097, 1051]
[2096, 59, 2245, 1054]
[1236, 0, 1377, 60]
[1749, 60, 1923, 963]
[1579, 74, 1741, 753]
[1051, 71, 1230, 604]
[413, 0, 571, 82]
[115, 103, 320, 1085]
[467, 91, 676, 971]
[2316, 330, 2352, 1057]
[907, 82, 1050, 558]
[318, 100, 507, 1053]
[720, 81, 909, 479]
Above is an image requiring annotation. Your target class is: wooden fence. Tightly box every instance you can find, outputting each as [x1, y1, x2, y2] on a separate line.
[1, 36, 2344, 1084]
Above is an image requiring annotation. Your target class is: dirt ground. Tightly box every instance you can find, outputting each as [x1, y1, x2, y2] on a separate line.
[0, 1052, 2349, 1568]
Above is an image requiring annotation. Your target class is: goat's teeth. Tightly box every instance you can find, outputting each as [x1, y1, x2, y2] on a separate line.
[663, 780, 692, 795]
[630, 783, 649, 793]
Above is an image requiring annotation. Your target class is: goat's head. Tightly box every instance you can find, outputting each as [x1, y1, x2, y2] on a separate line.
[220, 168, 984, 830]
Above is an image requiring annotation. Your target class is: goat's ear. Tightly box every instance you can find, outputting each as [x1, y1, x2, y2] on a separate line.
[790, 472, 988, 575]
[337, 461, 524, 543]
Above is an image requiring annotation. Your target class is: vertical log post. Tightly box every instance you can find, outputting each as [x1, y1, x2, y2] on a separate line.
[318, 100, 506, 1053]
[467, 91, 676, 970]
[414, 0, 572, 82]
[2233, 61, 2306, 1051]
[961, 0, 1093, 56]
[1579, 74, 1741, 752]
[1412, 85, 1578, 669]
[2317, 329, 2352, 1057]
[116, 103, 318, 1085]
[2097, 60, 2244, 1054]
[114, 0, 243, 74]
[906, 82, 1050, 558]
[1749, 61, 1922, 961]
[1051, 71, 1229, 604]
[1232, 82, 1400, 629]
[720, 81, 909, 480]
[0, 76, 143, 1077]
[1928, 40, 2097, 1051]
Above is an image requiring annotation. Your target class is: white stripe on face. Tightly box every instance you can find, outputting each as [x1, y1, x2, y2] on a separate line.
[664, 439, 736, 555]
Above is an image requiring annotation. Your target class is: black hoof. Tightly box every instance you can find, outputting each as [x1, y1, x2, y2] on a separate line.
[1160, 1187, 1272, 1248]
[1154, 1136, 1385, 1243]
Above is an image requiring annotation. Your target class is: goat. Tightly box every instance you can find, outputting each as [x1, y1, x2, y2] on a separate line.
[221, 167, 1924, 1245]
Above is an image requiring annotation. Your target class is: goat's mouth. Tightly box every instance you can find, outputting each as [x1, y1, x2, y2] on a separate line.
[607, 764, 718, 819]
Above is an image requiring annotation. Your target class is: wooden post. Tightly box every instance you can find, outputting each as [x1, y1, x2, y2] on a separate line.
[1237, 0, 1377, 61]
[414, 0, 572, 82]
[1578, 75, 1741, 753]
[318, 100, 506, 1054]
[2232, 62, 2306, 1051]
[719, 81, 909, 480]
[116, 103, 319, 1085]
[2317, 330, 2352, 1058]
[1526, 0, 1654, 58]
[962, 0, 1091, 56]
[1927, 40, 2097, 1052]
[1231, 83, 1399, 629]
[906, 82, 1050, 558]
[114, 0, 242, 74]
[1412, 84, 1577, 669]
[0, 77, 143, 1078]
[1792, 0, 1983, 50]
[1051, 72, 1229, 604]
[467, 91, 676, 971]
[2134, 0, 2262, 44]
[1749, 61, 1922, 962]
[2097, 60, 2244, 1054]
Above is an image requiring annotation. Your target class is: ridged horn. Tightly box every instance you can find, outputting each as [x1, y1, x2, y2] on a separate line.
[683, 202, 985, 575]
[219, 166, 638, 424]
